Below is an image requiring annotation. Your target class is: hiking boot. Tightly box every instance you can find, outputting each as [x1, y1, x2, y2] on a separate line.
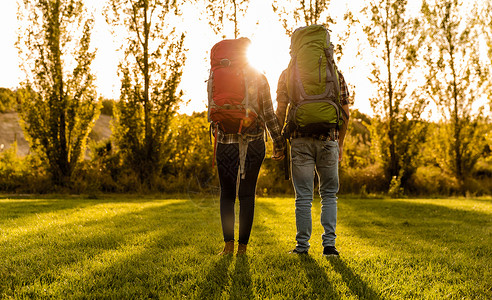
[323, 246, 339, 257]
[219, 241, 234, 255]
[237, 244, 247, 255]
[289, 248, 308, 255]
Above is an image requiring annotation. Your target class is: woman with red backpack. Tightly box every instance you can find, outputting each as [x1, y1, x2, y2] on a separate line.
[208, 38, 285, 255]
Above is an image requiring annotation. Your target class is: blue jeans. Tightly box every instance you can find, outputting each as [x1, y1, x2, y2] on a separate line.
[291, 137, 339, 251]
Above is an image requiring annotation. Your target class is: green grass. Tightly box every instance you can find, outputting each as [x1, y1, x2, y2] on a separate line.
[0, 195, 491, 299]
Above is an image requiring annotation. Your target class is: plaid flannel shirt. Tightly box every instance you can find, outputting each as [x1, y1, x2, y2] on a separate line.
[216, 73, 286, 153]
[275, 69, 350, 141]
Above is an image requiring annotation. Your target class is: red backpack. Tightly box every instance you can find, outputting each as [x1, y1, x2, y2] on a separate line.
[207, 38, 261, 135]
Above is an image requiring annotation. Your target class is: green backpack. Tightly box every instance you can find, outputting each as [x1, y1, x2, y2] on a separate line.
[284, 25, 344, 136]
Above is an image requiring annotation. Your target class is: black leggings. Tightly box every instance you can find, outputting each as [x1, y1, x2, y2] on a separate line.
[216, 139, 265, 245]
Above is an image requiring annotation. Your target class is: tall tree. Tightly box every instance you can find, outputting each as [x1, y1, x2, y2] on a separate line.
[106, 0, 186, 186]
[204, 0, 250, 38]
[17, 0, 99, 186]
[481, 0, 492, 106]
[421, 0, 488, 189]
[362, 0, 427, 189]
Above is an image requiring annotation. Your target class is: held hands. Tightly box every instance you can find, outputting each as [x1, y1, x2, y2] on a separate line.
[272, 149, 285, 161]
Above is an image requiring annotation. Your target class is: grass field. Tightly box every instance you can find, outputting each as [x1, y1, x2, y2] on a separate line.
[0, 194, 491, 299]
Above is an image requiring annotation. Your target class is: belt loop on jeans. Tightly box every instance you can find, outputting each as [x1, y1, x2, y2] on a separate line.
[328, 128, 337, 141]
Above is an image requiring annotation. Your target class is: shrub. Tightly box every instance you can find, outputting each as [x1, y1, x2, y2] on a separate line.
[408, 166, 459, 196]
[0, 142, 52, 193]
[339, 164, 387, 194]
[388, 174, 404, 198]
[257, 158, 293, 196]
[100, 98, 115, 116]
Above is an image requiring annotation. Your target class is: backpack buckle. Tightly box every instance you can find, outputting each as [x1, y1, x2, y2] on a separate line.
[220, 59, 231, 67]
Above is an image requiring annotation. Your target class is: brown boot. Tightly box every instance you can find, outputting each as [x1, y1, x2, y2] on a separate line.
[219, 241, 234, 255]
[237, 243, 247, 255]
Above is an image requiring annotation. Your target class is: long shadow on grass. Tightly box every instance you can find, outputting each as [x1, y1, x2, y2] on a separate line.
[0, 199, 95, 224]
[329, 258, 381, 300]
[299, 255, 340, 299]
[254, 200, 343, 298]
[0, 196, 169, 226]
[0, 198, 221, 298]
[195, 255, 234, 299]
[257, 199, 382, 299]
[230, 255, 254, 299]
[340, 198, 491, 260]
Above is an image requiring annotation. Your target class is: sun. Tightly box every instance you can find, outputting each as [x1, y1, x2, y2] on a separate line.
[247, 44, 269, 73]
[246, 34, 291, 101]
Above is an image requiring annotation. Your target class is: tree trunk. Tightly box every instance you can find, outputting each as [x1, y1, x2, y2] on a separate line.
[385, 14, 398, 180]
[449, 32, 463, 191]
[233, 0, 238, 38]
[143, 0, 153, 182]
[52, 0, 69, 185]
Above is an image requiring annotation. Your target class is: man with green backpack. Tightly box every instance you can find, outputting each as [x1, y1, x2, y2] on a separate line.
[276, 25, 350, 257]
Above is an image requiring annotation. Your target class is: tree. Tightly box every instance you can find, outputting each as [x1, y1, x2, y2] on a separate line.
[272, 0, 333, 35]
[106, 0, 186, 186]
[362, 0, 427, 190]
[0, 88, 17, 112]
[203, 0, 250, 38]
[164, 112, 215, 190]
[17, 0, 99, 186]
[421, 0, 488, 190]
[481, 0, 492, 106]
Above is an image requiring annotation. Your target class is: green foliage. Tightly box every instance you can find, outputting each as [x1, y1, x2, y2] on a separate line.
[163, 112, 217, 193]
[0, 88, 17, 112]
[340, 164, 387, 194]
[257, 157, 293, 196]
[204, 0, 249, 38]
[0, 142, 25, 191]
[106, 0, 187, 186]
[388, 173, 404, 198]
[0, 142, 51, 193]
[72, 139, 122, 193]
[341, 110, 372, 170]
[429, 118, 489, 177]
[409, 165, 459, 195]
[17, 0, 100, 186]
[362, 0, 428, 192]
[421, 0, 488, 190]
[0, 196, 490, 298]
[272, 0, 334, 35]
[1, 106, 490, 195]
[99, 98, 115, 116]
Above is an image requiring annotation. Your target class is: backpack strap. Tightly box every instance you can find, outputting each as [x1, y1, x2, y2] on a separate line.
[238, 136, 248, 179]
[324, 48, 349, 123]
[209, 122, 213, 145]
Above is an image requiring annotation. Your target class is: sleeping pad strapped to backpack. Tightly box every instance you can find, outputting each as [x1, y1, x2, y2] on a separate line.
[283, 25, 344, 136]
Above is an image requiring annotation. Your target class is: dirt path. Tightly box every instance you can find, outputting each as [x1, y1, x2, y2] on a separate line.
[0, 112, 112, 157]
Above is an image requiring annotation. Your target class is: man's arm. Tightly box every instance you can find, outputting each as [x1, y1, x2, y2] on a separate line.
[275, 70, 289, 127]
[258, 74, 285, 159]
[337, 71, 350, 162]
[338, 104, 350, 162]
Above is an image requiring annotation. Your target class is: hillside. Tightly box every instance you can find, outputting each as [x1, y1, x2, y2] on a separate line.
[0, 112, 112, 157]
